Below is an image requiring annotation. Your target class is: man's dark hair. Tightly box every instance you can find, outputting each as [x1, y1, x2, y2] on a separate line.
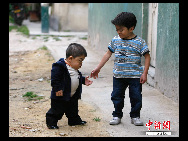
[111, 12, 137, 29]
[66, 43, 87, 59]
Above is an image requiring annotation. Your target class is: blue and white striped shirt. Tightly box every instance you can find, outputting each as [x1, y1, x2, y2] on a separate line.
[108, 35, 149, 78]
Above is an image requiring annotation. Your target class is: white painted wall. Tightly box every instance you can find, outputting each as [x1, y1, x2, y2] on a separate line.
[52, 3, 88, 31]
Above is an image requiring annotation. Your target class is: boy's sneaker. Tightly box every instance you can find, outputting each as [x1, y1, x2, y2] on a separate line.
[109, 117, 121, 125]
[131, 117, 143, 126]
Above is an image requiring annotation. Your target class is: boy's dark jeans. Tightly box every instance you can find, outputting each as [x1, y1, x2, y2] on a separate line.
[46, 95, 82, 126]
[111, 77, 142, 118]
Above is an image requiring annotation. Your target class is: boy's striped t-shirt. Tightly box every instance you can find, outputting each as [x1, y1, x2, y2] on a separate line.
[108, 35, 150, 78]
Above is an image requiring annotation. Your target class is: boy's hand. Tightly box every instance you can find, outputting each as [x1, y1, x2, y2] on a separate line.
[141, 52, 150, 84]
[85, 76, 93, 86]
[140, 74, 147, 84]
[90, 68, 100, 79]
[90, 50, 112, 79]
[56, 90, 63, 96]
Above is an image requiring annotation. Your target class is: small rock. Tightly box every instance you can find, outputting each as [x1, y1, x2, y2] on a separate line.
[25, 106, 32, 109]
[10, 88, 17, 90]
[38, 78, 43, 82]
[12, 119, 18, 122]
[36, 54, 41, 57]
[29, 129, 36, 132]
[38, 94, 44, 97]
[13, 95, 17, 98]
[33, 101, 39, 104]
[10, 87, 24, 90]
[13, 70, 17, 73]
[21, 126, 26, 129]
[27, 105, 32, 109]
[59, 133, 67, 136]
[26, 127, 32, 129]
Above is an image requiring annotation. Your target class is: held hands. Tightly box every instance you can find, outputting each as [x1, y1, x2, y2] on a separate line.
[90, 68, 147, 84]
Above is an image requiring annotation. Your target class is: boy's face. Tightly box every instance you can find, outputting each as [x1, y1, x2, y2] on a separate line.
[67, 55, 85, 70]
[115, 25, 134, 39]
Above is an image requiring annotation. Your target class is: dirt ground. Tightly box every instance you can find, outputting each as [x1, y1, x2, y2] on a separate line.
[9, 31, 111, 137]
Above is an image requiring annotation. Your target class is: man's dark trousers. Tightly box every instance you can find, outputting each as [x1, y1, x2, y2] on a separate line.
[46, 95, 82, 126]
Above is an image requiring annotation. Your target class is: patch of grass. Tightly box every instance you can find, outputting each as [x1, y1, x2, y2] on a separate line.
[53, 37, 61, 41]
[39, 45, 48, 50]
[9, 15, 29, 36]
[9, 15, 14, 23]
[79, 37, 87, 40]
[89, 109, 96, 112]
[9, 25, 18, 32]
[93, 117, 101, 122]
[17, 26, 29, 36]
[62, 35, 74, 38]
[9, 25, 29, 36]
[23, 91, 37, 101]
[32, 36, 36, 40]
[43, 36, 49, 42]
[63, 30, 71, 32]
[23, 91, 43, 101]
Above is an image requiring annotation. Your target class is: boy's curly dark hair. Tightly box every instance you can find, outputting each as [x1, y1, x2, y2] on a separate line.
[66, 43, 87, 59]
[111, 12, 137, 29]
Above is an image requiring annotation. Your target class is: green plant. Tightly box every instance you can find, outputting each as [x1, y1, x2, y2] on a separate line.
[23, 91, 37, 98]
[9, 25, 18, 32]
[93, 117, 101, 122]
[39, 45, 48, 50]
[9, 25, 29, 36]
[17, 26, 29, 36]
[79, 37, 87, 40]
[63, 30, 71, 32]
[9, 15, 14, 23]
[23, 91, 43, 101]
[53, 37, 61, 41]
[43, 36, 49, 42]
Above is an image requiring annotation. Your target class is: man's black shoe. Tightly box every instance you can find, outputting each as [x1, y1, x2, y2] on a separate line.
[47, 125, 59, 129]
[68, 121, 87, 126]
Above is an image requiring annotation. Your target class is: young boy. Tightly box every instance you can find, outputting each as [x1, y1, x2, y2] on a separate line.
[46, 43, 93, 129]
[90, 12, 150, 126]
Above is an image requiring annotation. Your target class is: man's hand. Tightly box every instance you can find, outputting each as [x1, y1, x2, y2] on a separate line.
[85, 76, 93, 86]
[56, 90, 63, 96]
[140, 74, 147, 84]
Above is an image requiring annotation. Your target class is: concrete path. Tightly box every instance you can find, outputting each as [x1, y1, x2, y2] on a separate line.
[23, 20, 87, 37]
[24, 20, 179, 137]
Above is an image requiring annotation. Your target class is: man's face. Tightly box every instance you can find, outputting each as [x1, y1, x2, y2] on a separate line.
[68, 55, 85, 70]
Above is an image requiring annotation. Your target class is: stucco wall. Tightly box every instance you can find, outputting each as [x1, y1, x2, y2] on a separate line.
[51, 3, 88, 31]
[155, 3, 179, 102]
[88, 3, 143, 54]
